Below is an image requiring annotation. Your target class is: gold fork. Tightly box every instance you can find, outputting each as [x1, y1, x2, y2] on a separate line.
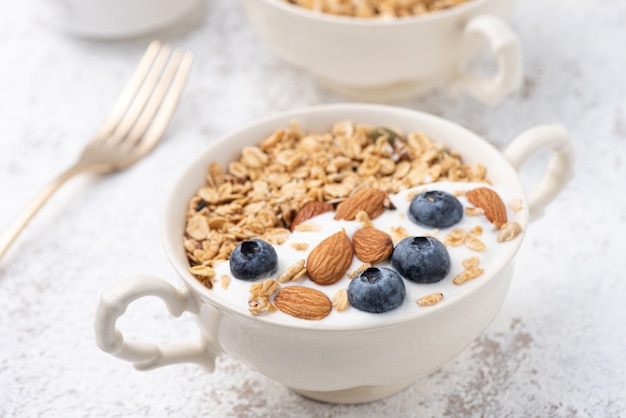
[0, 40, 193, 260]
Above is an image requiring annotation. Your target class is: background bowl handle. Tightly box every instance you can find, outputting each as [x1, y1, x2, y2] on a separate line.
[453, 15, 523, 105]
[94, 275, 220, 371]
[504, 125, 574, 221]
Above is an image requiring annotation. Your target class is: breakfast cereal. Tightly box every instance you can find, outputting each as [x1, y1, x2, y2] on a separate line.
[183, 121, 523, 324]
[282, 0, 470, 18]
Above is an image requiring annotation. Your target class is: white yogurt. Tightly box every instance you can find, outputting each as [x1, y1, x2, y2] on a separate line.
[209, 181, 523, 326]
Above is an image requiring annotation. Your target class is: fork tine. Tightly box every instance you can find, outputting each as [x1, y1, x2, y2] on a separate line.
[108, 44, 173, 145]
[120, 48, 186, 150]
[95, 40, 162, 139]
[135, 51, 194, 156]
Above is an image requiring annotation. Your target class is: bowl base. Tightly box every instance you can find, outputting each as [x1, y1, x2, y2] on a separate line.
[317, 76, 447, 103]
[291, 381, 413, 404]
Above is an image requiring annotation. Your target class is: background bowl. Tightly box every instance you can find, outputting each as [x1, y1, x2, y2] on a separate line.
[239, 0, 521, 103]
[39, 0, 200, 39]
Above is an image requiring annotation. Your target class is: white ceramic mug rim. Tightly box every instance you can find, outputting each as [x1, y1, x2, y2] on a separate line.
[162, 103, 528, 332]
[258, 0, 491, 26]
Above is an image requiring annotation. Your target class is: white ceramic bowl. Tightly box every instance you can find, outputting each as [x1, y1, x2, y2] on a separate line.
[239, 0, 523, 103]
[39, 0, 199, 39]
[94, 104, 573, 404]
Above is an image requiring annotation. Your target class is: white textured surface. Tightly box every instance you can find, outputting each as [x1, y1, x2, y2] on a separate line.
[1, 0, 625, 417]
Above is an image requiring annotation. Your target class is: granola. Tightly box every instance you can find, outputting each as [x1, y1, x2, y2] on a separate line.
[184, 120, 488, 282]
[248, 279, 280, 315]
[332, 288, 350, 311]
[453, 256, 484, 285]
[283, 0, 470, 18]
[182, 120, 527, 322]
[417, 292, 444, 307]
[497, 221, 523, 242]
[277, 260, 308, 283]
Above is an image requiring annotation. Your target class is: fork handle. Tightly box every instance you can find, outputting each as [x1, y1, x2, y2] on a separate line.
[0, 163, 106, 260]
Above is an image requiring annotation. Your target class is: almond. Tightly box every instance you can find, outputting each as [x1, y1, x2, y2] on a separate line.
[290, 201, 334, 231]
[306, 230, 353, 285]
[274, 286, 332, 320]
[352, 227, 394, 264]
[466, 187, 507, 229]
[335, 188, 394, 221]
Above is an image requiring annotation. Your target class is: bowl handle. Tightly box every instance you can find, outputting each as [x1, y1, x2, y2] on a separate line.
[452, 15, 523, 105]
[503, 125, 574, 221]
[94, 275, 220, 371]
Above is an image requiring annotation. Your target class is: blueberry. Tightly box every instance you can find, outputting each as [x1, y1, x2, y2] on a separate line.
[390, 236, 450, 283]
[229, 239, 278, 281]
[408, 190, 463, 228]
[347, 267, 406, 313]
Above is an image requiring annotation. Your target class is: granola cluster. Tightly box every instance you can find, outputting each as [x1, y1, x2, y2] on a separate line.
[283, 0, 470, 18]
[183, 120, 488, 287]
